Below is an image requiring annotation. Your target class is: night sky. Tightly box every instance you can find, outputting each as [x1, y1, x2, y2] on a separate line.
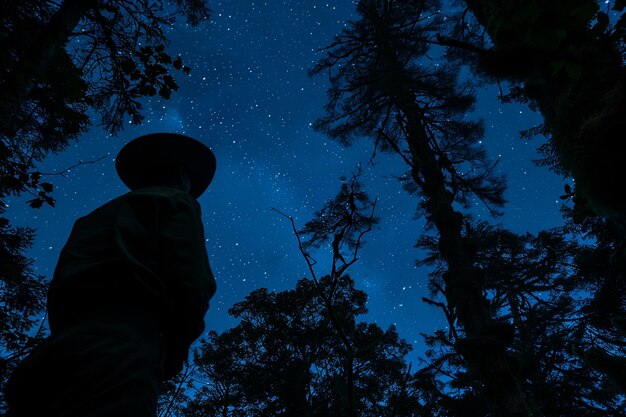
[8, 1, 566, 355]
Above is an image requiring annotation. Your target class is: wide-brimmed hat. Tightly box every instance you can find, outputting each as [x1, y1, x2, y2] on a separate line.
[115, 133, 216, 198]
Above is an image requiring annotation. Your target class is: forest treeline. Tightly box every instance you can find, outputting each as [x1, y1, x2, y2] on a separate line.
[1, 1, 625, 416]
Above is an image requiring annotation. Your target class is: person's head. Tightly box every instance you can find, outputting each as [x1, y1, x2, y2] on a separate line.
[140, 164, 192, 193]
[115, 133, 216, 199]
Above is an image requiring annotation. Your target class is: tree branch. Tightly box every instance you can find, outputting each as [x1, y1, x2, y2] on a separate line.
[39, 154, 108, 177]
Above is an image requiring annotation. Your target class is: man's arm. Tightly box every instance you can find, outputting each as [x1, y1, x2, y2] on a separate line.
[158, 191, 216, 377]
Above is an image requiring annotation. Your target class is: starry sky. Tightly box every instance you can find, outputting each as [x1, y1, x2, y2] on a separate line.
[8, 1, 567, 356]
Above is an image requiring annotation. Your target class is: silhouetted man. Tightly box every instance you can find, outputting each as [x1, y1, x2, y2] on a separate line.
[5, 133, 217, 417]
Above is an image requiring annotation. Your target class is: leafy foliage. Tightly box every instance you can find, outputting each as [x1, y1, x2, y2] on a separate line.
[1, 0, 210, 212]
[455, 0, 626, 221]
[184, 276, 418, 417]
[0, 216, 47, 412]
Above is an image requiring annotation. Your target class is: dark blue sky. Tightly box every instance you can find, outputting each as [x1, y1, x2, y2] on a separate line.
[8, 1, 566, 356]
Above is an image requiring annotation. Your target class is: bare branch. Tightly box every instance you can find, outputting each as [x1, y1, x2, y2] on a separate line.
[39, 154, 108, 177]
[271, 207, 320, 289]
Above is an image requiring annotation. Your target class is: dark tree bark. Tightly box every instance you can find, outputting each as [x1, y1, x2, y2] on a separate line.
[397, 91, 531, 417]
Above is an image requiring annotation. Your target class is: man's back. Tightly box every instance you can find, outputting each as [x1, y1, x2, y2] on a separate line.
[6, 133, 218, 417]
[48, 186, 216, 369]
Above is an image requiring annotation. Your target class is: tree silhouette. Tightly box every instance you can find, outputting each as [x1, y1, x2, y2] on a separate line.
[439, 0, 626, 392]
[273, 170, 381, 417]
[309, 1, 531, 415]
[417, 221, 626, 415]
[174, 172, 427, 417]
[158, 364, 198, 417]
[1, 0, 210, 209]
[450, 0, 626, 230]
[559, 206, 626, 394]
[0, 217, 46, 413]
[186, 276, 420, 417]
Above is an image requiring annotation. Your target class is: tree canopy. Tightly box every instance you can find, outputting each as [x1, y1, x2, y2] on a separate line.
[184, 276, 418, 417]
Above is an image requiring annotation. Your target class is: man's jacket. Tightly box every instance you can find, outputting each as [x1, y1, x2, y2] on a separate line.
[47, 186, 217, 377]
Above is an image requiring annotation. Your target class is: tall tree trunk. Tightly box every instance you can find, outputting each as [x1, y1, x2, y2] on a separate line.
[397, 91, 533, 417]
[0, 0, 98, 138]
[461, 0, 626, 235]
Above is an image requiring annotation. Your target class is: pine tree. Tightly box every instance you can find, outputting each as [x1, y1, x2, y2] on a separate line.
[309, 1, 531, 415]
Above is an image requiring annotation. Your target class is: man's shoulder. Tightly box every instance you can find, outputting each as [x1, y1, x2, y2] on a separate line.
[120, 187, 200, 213]
[124, 186, 195, 202]
[83, 187, 196, 219]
